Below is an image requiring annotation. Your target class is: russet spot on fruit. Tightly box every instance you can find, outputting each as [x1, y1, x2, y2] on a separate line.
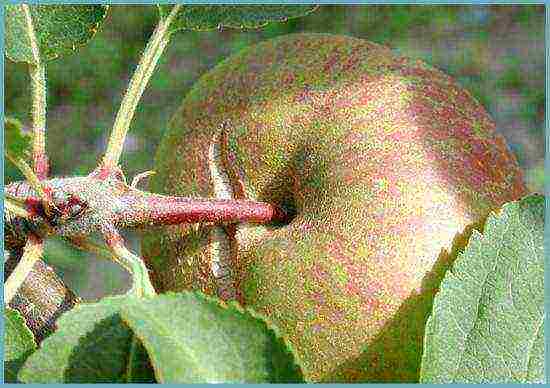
[143, 33, 527, 382]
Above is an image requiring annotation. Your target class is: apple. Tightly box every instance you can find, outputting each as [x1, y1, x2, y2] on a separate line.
[143, 33, 527, 382]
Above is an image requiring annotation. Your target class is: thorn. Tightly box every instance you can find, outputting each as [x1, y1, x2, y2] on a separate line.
[130, 170, 156, 189]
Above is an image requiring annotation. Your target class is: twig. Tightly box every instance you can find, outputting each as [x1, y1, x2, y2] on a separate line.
[101, 4, 182, 169]
[68, 236, 117, 262]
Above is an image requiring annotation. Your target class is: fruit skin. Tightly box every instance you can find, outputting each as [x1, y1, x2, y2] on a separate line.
[143, 33, 527, 382]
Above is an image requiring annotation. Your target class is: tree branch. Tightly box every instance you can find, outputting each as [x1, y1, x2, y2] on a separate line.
[5, 248, 80, 343]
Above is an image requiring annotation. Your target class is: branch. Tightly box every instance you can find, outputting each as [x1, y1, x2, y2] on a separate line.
[101, 4, 182, 170]
[5, 251, 80, 343]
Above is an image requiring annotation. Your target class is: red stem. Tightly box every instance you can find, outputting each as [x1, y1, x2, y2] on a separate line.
[33, 153, 49, 181]
[118, 192, 287, 228]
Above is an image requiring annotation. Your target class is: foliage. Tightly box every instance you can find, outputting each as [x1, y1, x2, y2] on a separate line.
[4, 117, 31, 160]
[120, 292, 304, 383]
[18, 296, 155, 383]
[421, 194, 545, 383]
[3, 4, 545, 384]
[158, 5, 317, 32]
[4, 309, 37, 383]
[17, 292, 303, 383]
[6, 5, 108, 63]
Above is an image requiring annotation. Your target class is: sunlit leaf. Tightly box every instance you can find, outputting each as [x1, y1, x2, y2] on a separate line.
[158, 5, 317, 32]
[6, 5, 108, 63]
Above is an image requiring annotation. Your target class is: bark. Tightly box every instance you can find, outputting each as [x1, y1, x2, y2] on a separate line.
[5, 246, 80, 343]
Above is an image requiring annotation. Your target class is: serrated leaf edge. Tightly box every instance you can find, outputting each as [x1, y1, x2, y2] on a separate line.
[167, 5, 319, 33]
[6, 5, 109, 63]
[43, 5, 109, 62]
[184, 291, 306, 382]
[120, 290, 306, 383]
[420, 193, 544, 383]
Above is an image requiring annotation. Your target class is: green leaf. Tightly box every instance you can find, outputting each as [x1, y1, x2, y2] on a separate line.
[6, 5, 108, 63]
[5, 308, 37, 383]
[420, 194, 545, 383]
[158, 5, 317, 32]
[4, 117, 32, 160]
[18, 296, 155, 383]
[120, 291, 304, 383]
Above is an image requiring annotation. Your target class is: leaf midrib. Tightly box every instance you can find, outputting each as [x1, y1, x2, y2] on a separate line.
[451, 218, 512, 382]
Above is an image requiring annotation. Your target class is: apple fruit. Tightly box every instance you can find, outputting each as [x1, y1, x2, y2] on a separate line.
[143, 33, 527, 382]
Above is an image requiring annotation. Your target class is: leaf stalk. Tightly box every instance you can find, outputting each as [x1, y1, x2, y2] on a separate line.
[5, 236, 44, 304]
[102, 4, 182, 169]
[29, 62, 48, 179]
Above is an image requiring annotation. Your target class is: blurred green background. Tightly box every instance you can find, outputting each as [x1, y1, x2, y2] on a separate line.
[5, 5, 545, 300]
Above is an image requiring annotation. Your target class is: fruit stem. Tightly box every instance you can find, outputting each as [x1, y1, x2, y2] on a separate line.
[101, 4, 182, 170]
[117, 190, 287, 228]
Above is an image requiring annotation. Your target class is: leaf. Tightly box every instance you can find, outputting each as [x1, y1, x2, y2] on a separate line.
[6, 5, 108, 63]
[4, 308, 37, 383]
[4, 117, 32, 161]
[18, 296, 155, 383]
[420, 194, 545, 383]
[120, 291, 304, 383]
[158, 5, 317, 32]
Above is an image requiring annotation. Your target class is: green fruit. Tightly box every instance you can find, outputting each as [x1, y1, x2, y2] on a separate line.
[143, 33, 527, 382]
